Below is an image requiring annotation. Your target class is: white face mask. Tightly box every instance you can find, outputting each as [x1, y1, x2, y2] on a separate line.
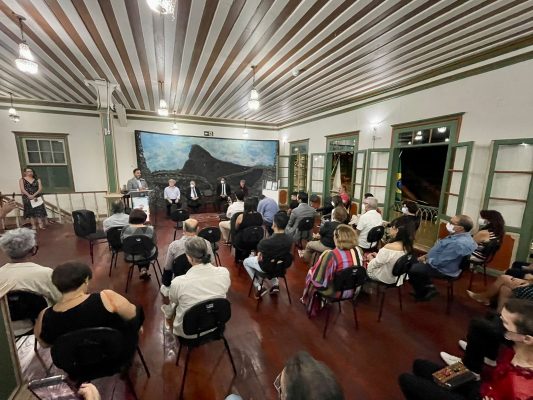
[221, 180, 225, 184]
[401, 206, 409, 214]
[331, 201, 335, 207]
[190, 184, 194, 188]
[446, 222, 455, 234]
[478, 217, 487, 226]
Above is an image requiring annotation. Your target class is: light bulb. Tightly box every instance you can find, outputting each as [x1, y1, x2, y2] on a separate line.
[8, 107, 17, 116]
[437, 127, 447, 133]
[158, 99, 169, 116]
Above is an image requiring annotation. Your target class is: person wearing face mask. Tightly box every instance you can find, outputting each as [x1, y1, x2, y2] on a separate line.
[399, 299, 533, 400]
[470, 210, 505, 263]
[401, 201, 421, 230]
[216, 177, 232, 212]
[185, 180, 202, 214]
[408, 215, 476, 301]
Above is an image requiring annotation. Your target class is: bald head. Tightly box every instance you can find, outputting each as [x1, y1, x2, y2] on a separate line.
[183, 218, 199, 235]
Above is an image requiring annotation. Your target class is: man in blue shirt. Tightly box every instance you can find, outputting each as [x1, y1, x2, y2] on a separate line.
[409, 214, 477, 301]
[257, 194, 279, 235]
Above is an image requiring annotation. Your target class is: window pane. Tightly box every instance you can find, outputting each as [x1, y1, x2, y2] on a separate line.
[53, 152, 65, 164]
[398, 132, 412, 145]
[26, 139, 38, 151]
[51, 140, 64, 152]
[41, 152, 53, 164]
[413, 129, 430, 144]
[431, 127, 450, 143]
[39, 140, 52, 152]
[28, 152, 41, 163]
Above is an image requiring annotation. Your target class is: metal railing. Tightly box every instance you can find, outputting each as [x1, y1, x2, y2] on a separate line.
[393, 201, 439, 223]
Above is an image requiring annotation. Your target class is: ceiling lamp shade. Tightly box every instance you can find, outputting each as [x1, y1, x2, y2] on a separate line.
[248, 66, 260, 111]
[15, 16, 38, 74]
[157, 81, 168, 116]
[8, 93, 20, 123]
[147, 0, 176, 15]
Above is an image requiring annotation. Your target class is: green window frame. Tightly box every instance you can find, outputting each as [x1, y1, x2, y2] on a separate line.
[278, 155, 290, 189]
[365, 149, 391, 213]
[440, 142, 473, 219]
[310, 153, 326, 203]
[352, 150, 367, 211]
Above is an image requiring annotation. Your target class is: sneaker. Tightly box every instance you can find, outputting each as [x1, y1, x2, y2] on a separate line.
[254, 287, 268, 300]
[440, 352, 462, 366]
[458, 340, 467, 351]
[160, 285, 170, 297]
[483, 357, 497, 367]
[269, 285, 280, 295]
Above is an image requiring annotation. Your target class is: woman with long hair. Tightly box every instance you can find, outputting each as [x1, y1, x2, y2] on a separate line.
[470, 210, 505, 262]
[19, 166, 47, 230]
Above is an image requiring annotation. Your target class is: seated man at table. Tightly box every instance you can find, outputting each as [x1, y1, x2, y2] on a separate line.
[355, 197, 383, 250]
[103, 200, 130, 232]
[408, 214, 477, 301]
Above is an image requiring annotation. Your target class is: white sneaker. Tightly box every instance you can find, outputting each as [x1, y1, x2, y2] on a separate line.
[458, 339, 467, 351]
[483, 357, 497, 367]
[160, 285, 170, 297]
[440, 352, 462, 366]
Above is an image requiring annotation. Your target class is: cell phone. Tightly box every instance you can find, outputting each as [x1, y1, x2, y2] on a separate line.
[28, 375, 81, 399]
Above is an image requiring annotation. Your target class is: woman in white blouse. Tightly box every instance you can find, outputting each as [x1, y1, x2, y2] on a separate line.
[366, 216, 415, 285]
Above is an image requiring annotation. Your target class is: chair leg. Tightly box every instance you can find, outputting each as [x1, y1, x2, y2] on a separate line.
[222, 336, 237, 375]
[377, 288, 386, 322]
[215, 252, 221, 266]
[136, 345, 150, 377]
[175, 343, 182, 366]
[89, 240, 94, 264]
[352, 300, 359, 330]
[33, 338, 49, 372]
[446, 282, 453, 315]
[247, 273, 256, 297]
[109, 252, 115, 277]
[468, 267, 475, 290]
[151, 261, 161, 286]
[173, 229, 177, 241]
[179, 347, 192, 400]
[124, 371, 139, 400]
[483, 265, 487, 286]
[398, 286, 403, 311]
[125, 265, 134, 293]
[322, 304, 332, 339]
[282, 276, 292, 304]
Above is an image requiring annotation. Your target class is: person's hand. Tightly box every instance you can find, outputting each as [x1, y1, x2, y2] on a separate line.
[28, 195, 34, 200]
[418, 255, 427, 263]
[1, 200, 17, 218]
[524, 273, 533, 281]
[167, 199, 172, 204]
[78, 383, 101, 400]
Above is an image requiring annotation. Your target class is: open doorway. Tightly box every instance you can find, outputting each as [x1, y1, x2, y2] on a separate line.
[330, 152, 354, 194]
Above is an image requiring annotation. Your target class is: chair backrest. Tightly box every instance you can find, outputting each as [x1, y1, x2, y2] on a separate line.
[260, 253, 293, 276]
[72, 210, 97, 237]
[198, 227, 221, 244]
[170, 209, 190, 223]
[297, 217, 314, 232]
[51, 327, 129, 382]
[237, 226, 264, 248]
[392, 253, 415, 276]
[229, 212, 243, 234]
[172, 253, 192, 277]
[106, 226, 124, 251]
[332, 266, 368, 294]
[182, 298, 231, 337]
[367, 225, 385, 244]
[459, 255, 472, 271]
[7, 290, 48, 323]
[482, 239, 501, 263]
[122, 235, 155, 258]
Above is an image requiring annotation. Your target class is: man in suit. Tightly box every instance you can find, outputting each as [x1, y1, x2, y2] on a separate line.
[238, 179, 249, 198]
[286, 192, 316, 241]
[126, 168, 148, 191]
[216, 177, 231, 212]
[185, 180, 202, 214]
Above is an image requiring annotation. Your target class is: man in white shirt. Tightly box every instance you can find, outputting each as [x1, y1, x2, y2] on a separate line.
[102, 200, 130, 232]
[356, 197, 383, 250]
[163, 237, 230, 338]
[219, 190, 245, 243]
[164, 179, 181, 217]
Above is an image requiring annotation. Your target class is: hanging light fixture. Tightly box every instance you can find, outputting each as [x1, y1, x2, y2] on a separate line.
[8, 93, 20, 123]
[157, 81, 169, 116]
[146, 0, 176, 15]
[15, 16, 38, 74]
[171, 111, 179, 134]
[243, 118, 249, 138]
[248, 66, 259, 111]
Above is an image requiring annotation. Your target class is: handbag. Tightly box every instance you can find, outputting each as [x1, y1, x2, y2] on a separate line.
[432, 362, 477, 389]
[31, 197, 44, 208]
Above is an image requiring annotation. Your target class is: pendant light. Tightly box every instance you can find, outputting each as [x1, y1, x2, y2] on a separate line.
[158, 81, 168, 116]
[146, 0, 176, 15]
[248, 66, 259, 111]
[243, 118, 249, 138]
[8, 93, 20, 123]
[171, 111, 179, 134]
[15, 16, 38, 74]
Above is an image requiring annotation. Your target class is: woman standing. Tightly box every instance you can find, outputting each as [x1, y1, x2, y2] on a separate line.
[19, 167, 47, 230]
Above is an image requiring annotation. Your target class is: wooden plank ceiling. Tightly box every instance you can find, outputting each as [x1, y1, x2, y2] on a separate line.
[1, 0, 533, 125]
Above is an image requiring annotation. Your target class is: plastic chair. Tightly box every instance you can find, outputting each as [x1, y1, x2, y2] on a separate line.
[468, 240, 501, 289]
[175, 298, 236, 400]
[171, 209, 190, 241]
[122, 235, 162, 292]
[106, 226, 125, 277]
[72, 210, 107, 264]
[247, 253, 293, 309]
[365, 225, 385, 251]
[233, 225, 264, 264]
[198, 227, 222, 266]
[295, 217, 314, 248]
[434, 255, 471, 314]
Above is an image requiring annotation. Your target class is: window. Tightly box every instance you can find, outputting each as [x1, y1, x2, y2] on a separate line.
[15, 133, 74, 193]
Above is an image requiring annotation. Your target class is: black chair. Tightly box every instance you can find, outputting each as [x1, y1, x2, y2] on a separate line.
[175, 298, 236, 400]
[7, 290, 48, 371]
[228, 212, 243, 245]
[198, 226, 222, 266]
[233, 225, 264, 264]
[372, 253, 414, 322]
[434, 255, 471, 314]
[107, 226, 125, 277]
[309, 266, 368, 338]
[365, 225, 385, 251]
[171, 209, 190, 241]
[201, 189, 215, 212]
[295, 217, 314, 248]
[72, 209, 107, 264]
[51, 327, 150, 399]
[122, 235, 162, 292]
[247, 253, 293, 309]
[468, 240, 501, 289]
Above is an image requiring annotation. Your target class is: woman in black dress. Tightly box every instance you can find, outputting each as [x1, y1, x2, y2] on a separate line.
[19, 167, 47, 229]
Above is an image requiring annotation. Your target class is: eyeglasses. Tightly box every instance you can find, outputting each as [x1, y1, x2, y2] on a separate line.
[273, 373, 282, 398]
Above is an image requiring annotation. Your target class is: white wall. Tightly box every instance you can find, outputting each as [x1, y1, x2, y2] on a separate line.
[280, 59, 533, 220]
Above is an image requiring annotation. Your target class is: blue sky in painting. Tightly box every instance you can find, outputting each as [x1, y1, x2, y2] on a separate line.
[139, 132, 278, 172]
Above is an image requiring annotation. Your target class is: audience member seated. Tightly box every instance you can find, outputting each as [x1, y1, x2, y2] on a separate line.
[398, 299, 533, 400]
[238, 179, 249, 198]
[301, 225, 363, 316]
[102, 200, 130, 232]
[243, 211, 293, 299]
[120, 209, 157, 280]
[408, 214, 476, 301]
[163, 178, 181, 217]
[356, 197, 383, 251]
[160, 218, 214, 297]
[286, 192, 316, 241]
[288, 191, 299, 215]
[506, 261, 533, 279]
[185, 180, 202, 213]
[400, 201, 421, 230]
[467, 274, 533, 311]
[216, 176, 231, 212]
[366, 216, 414, 284]
[470, 209, 505, 262]
[162, 237, 230, 338]
[338, 185, 350, 209]
[0, 228, 60, 305]
[302, 206, 347, 264]
[317, 195, 340, 219]
[34, 262, 142, 360]
[219, 190, 245, 243]
[234, 197, 264, 249]
[257, 194, 279, 235]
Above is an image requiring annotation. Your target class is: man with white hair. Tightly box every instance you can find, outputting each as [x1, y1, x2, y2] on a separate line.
[0, 228, 60, 305]
[164, 178, 181, 217]
[355, 196, 383, 250]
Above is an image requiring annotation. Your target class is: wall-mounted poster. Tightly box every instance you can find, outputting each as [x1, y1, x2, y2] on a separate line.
[134, 131, 279, 208]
